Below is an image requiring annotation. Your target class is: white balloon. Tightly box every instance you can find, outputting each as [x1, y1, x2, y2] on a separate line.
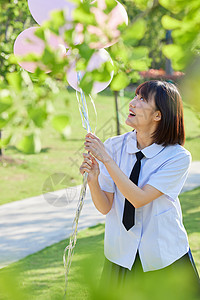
[28, 0, 76, 25]
[67, 49, 114, 94]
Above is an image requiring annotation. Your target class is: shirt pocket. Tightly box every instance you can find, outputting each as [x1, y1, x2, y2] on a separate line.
[154, 207, 173, 217]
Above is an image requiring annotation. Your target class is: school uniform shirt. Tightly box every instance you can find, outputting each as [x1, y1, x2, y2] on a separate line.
[97, 130, 192, 272]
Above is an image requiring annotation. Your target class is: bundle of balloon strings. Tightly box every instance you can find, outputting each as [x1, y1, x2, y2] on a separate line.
[63, 76, 97, 297]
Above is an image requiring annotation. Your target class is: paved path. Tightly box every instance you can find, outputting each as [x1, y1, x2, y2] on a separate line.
[0, 161, 200, 269]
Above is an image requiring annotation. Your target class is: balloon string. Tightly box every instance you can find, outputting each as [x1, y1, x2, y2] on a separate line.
[89, 93, 97, 135]
[76, 71, 92, 132]
[63, 72, 97, 298]
[76, 90, 91, 131]
[63, 172, 88, 298]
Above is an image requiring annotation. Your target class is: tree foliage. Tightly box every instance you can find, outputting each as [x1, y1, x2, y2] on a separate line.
[0, 0, 34, 79]
[0, 0, 200, 154]
[160, 0, 200, 70]
[121, 0, 167, 69]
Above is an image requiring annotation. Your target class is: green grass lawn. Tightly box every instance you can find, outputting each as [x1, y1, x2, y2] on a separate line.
[0, 187, 199, 300]
[0, 89, 200, 205]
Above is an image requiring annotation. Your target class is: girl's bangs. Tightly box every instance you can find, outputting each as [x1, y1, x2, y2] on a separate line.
[135, 82, 152, 101]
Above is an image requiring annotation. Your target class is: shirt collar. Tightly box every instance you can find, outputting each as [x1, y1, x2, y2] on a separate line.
[126, 130, 165, 158]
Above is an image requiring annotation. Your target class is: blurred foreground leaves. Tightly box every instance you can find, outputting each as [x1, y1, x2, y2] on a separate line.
[0, 0, 200, 153]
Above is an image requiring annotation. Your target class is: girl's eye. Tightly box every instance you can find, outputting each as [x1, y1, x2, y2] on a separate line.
[133, 95, 145, 101]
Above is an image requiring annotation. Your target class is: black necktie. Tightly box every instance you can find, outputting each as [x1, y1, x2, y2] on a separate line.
[122, 151, 144, 231]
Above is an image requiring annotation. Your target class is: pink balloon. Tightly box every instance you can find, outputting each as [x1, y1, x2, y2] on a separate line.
[14, 27, 67, 73]
[67, 49, 114, 94]
[88, 0, 128, 49]
[28, 0, 76, 25]
[27, 0, 128, 50]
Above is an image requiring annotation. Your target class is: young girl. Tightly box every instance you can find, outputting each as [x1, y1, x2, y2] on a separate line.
[79, 80, 200, 297]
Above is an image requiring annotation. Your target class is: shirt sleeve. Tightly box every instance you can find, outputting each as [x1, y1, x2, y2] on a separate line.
[146, 151, 191, 201]
[97, 138, 115, 193]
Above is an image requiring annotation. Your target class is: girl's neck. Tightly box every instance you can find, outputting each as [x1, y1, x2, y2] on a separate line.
[136, 130, 154, 150]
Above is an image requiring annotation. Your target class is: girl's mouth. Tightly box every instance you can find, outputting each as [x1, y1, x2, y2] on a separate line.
[128, 111, 136, 117]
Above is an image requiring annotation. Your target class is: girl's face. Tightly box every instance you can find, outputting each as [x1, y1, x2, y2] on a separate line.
[125, 92, 161, 131]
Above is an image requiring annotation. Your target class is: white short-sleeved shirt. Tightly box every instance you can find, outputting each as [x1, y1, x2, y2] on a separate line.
[97, 130, 191, 272]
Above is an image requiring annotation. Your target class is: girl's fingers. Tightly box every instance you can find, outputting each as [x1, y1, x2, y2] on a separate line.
[80, 153, 99, 175]
[82, 161, 91, 168]
[85, 137, 98, 144]
[86, 132, 96, 139]
[91, 156, 98, 164]
[82, 152, 98, 165]
[82, 162, 93, 172]
[85, 133, 100, 142]
[79, 167, 85, 175]
[79, 165, 91, 174]
[82, 168, 90, 174]
[83, 153, 93, 159]
[83, 157, 92, 166]
[82, 154, 93, 165]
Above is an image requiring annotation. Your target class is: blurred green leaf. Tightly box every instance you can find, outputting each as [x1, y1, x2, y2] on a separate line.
[17, 133, 41, 154]
[76, 58, 87, 71]
[91, 68, 111, 82]
[133, 0, 154, 11]
[104, 0, 118, 14]
[181, 60, 200, 112]
[162, 44, 183, 59]
[79, 73, 93, 94]
[0, 101, 12, 114]
[90, 60, 113, 83]
[42, 11, 66, 36]
[0, 90, 13, 113]
[0, 110, 15, 129]
[161, 15, 182, 30]
[122, 19, 146, 45]
[106, 60, 114, 74]
[110, 72, 130, 91]
[17, 52, 42, 65]
[42, 47, 56, 68]
[6, 72, 22, 91]
[50, 10, 65, 28]
[0, 116, 8, 129]
[76, 44, 95, 62]
[0, 134, 12, 149]
[28, 107, 48, 128]
[8, 53, 19, 65]
[129, 71, 141, 83]
[159, 0, 185, 14]
[129, 59, 150, 70]
[130, 47, 149, 60]
[51, 115, 70, 133]
[73, 4, 95, 25]
[64, 28, 74, 45]
[34, 27, 45, 41]
[162, 43, 186, 70]
[110, 42, 129, 64]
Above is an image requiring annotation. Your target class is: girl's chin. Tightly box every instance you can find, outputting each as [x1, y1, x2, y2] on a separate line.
[125, 118, 135, 128]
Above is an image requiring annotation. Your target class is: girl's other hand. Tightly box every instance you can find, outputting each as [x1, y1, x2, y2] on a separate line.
[84, 132, 109, 163]
[79, 152, 100, 183]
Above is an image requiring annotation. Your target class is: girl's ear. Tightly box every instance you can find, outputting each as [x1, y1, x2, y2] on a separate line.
[154, 110, 161, 122]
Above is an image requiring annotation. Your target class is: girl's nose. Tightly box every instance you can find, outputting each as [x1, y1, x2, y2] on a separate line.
[129, 99, 136, 108]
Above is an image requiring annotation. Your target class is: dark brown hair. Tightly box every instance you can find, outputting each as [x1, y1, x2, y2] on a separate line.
[135, 80, 185, 146]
